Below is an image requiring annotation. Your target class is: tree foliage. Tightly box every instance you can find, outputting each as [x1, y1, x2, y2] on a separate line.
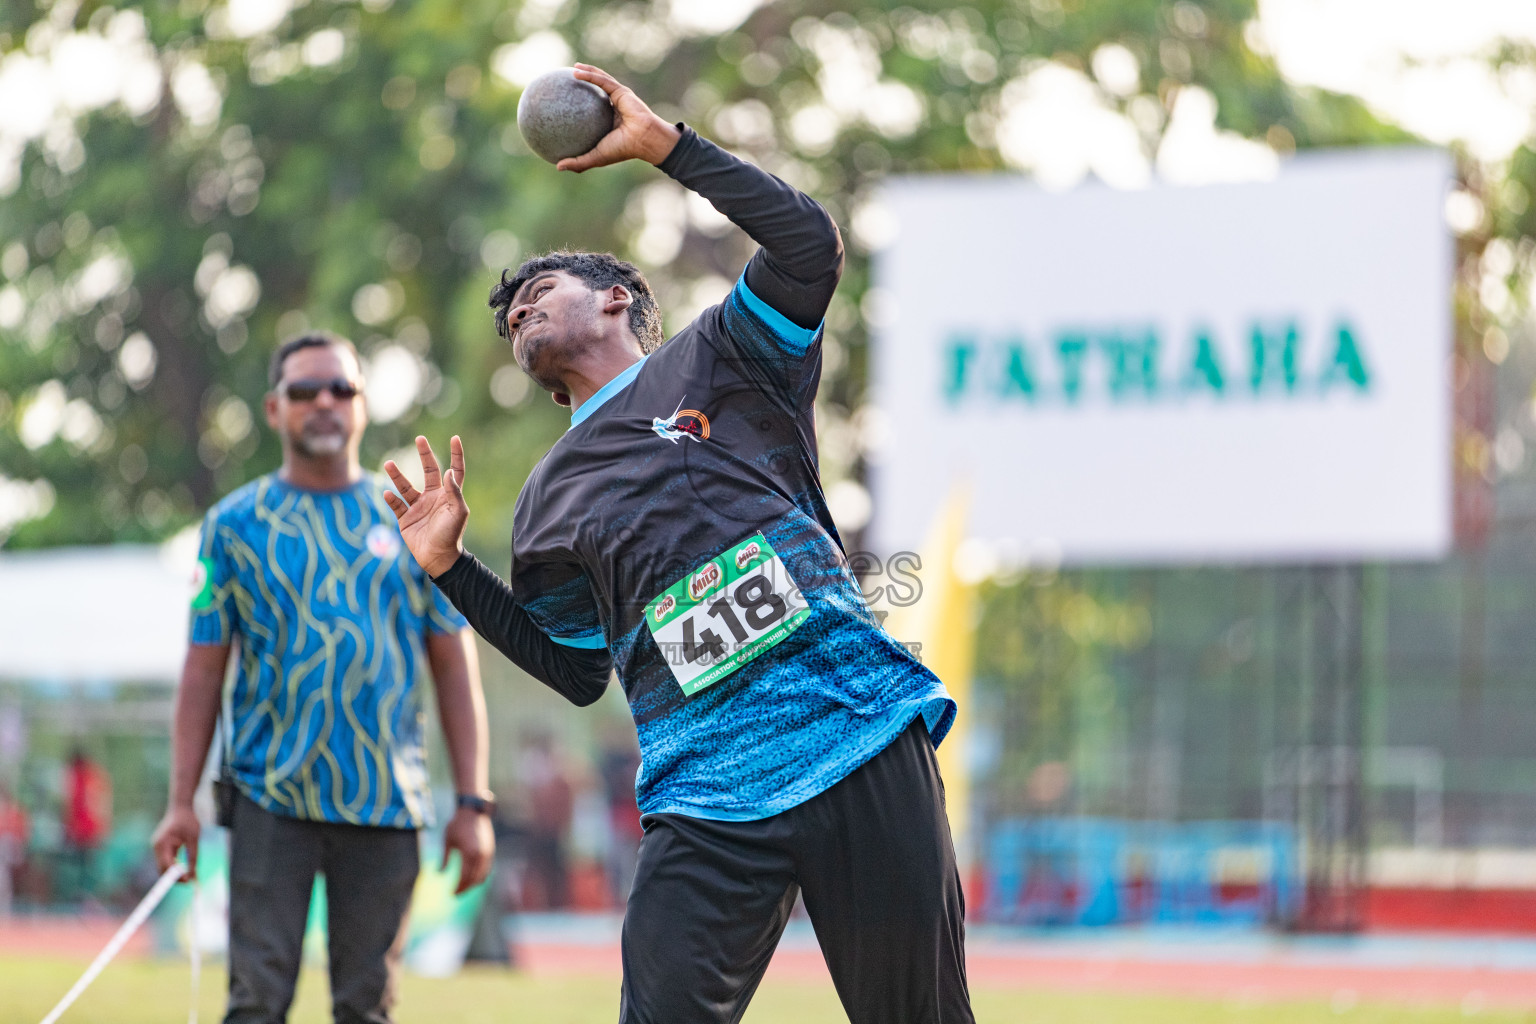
[0, 0, 1433, 554]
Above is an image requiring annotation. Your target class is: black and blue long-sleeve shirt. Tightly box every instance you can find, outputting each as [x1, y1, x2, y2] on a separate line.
[436, 127, 954, 820]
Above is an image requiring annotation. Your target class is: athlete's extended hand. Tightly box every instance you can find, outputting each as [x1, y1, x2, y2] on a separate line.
[383, 435, 468, 578]
[556, 63, 682, 173]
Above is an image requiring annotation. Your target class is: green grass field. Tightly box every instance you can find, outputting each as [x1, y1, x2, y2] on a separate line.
[2, 956, 1525, 1024]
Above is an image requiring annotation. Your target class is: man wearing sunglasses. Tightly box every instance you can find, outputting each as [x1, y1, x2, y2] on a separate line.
[386, 66, 971, 1024]
[152, 333, 494, 1024]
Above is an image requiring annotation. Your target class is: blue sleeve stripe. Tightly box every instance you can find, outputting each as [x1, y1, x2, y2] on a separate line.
[547, 631, 607, 649]
[733, 274, 820, 355]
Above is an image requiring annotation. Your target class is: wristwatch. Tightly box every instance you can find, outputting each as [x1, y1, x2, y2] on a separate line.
[456, 791, 496, 815]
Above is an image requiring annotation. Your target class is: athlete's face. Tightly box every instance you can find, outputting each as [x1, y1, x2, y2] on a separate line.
[265, 344, 367, 460]
[504, 270, 605, 389]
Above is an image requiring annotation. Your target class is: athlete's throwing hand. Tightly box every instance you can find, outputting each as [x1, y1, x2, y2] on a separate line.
[555, 63, 682, 173]
[384, 435, 468, 578]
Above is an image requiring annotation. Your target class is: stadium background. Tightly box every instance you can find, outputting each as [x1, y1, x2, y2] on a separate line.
[3, 0, 1536, 1014]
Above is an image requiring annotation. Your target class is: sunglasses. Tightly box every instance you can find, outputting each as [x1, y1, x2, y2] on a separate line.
[282, 378, 360, 401]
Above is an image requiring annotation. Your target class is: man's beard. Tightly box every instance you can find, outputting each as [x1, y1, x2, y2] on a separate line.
[293, 417, 348, 457]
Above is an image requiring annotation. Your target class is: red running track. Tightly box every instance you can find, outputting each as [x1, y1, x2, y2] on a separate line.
[7, 918, 1534, 1010]
[0, 916, 153, 958]
[518, 939, 1536, 1010]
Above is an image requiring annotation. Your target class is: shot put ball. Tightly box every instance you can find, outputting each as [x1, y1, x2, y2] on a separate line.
[516, 69, 615, 164]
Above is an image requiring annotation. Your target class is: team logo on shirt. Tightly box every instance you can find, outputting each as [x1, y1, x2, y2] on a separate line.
[366, 524, 402, 559]
[652, 396, 710, 444]
[190, 557, 214, 609]
[688, 561, 723, 600]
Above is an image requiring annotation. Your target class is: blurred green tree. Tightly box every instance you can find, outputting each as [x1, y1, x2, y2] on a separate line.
[0, 0, 1431, 554]
[973, 569, 1151, 816]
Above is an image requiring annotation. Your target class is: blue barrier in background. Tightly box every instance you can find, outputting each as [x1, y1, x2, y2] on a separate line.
[982, 818, 1299, 927]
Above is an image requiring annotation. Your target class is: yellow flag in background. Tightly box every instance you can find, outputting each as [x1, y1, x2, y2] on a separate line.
[879, 487, 979, 868]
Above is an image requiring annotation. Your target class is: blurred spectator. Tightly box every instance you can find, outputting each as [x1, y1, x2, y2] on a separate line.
[520, 732, 573, 910]
[598, 731, 643, 905]
[150, 334, 490, 1024]
[0, 704, 25, 775]
[62, 749, 111, 902]
[0, 785, 27, 916]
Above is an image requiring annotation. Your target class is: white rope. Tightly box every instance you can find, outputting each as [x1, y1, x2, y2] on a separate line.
[37, 862, 187, 1024]
[187, 869, 200, 1024]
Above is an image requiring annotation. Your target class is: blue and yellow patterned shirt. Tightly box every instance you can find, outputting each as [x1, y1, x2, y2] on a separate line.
[189, 472, 467, 828]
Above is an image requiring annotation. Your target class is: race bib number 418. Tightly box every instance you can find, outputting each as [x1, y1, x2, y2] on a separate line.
[644, 533, 810, 697]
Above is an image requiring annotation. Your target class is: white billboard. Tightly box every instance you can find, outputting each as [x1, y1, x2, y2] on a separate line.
[870, 150, 1452, 565]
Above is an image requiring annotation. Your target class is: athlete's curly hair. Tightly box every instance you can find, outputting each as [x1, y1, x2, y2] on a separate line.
[488, 251, 664, 353]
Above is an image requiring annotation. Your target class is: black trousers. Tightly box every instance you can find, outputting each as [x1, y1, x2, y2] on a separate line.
[619, 720, 974, 1024]
[225, 795, 419, 1024]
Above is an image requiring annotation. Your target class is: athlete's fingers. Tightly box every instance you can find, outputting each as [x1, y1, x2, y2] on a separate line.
[416, 435, 442, 491]
[572, 65, 639, 119]
[184, 835, 199, 882]
[557, 137, 623, 173]
[382, 462, 418, 506]
[572, 63, 622, 97]
[449, 435, 466, 490]
[382, 491, 417, 525]
[381, 489, 406, 520]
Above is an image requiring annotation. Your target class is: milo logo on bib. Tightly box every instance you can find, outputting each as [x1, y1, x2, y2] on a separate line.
[734, 541, 762, 571]
[644, 533, 810, 697]
[688, 562, 723, 600]
[653, 594, 676, 623]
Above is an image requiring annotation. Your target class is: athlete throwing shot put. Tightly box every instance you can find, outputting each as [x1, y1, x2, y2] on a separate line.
[384, 64, 972, 1023]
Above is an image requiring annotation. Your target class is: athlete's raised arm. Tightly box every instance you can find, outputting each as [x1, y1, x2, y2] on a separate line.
[385, 436, 610, 705]
[563, 64, 843, 338]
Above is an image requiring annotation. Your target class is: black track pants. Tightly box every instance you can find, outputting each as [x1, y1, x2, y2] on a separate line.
[618, 720, 974, 1024]
[224, 796, 419, 1024]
